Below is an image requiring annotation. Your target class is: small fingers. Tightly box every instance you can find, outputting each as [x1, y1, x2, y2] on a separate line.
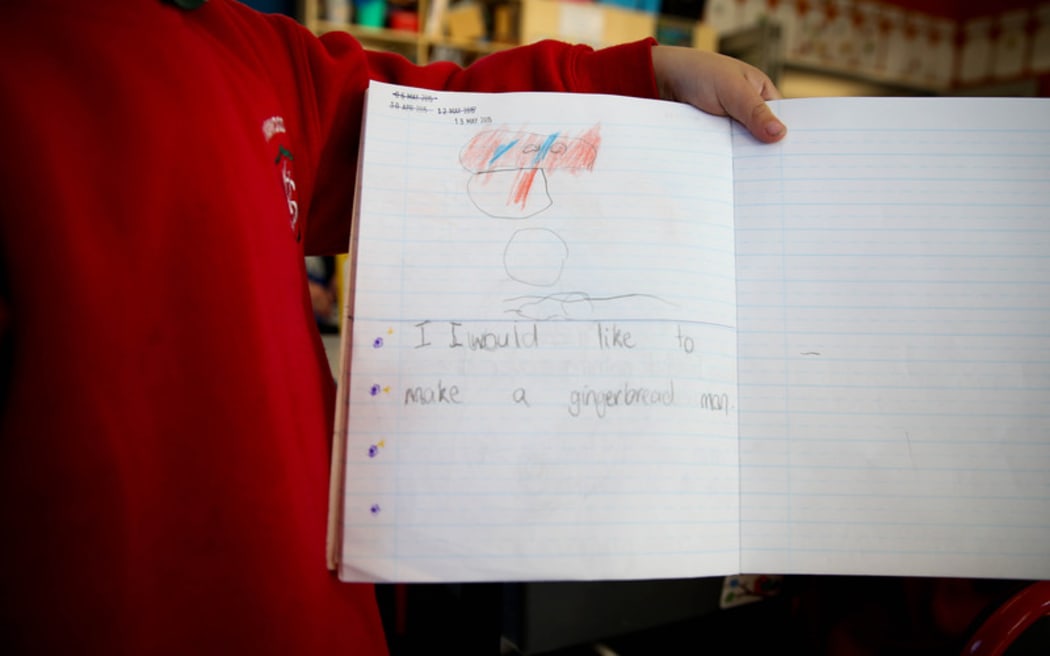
[650, 46, 787, 143]
[748, 100, 786, 142]
[724, 69, 786, 143]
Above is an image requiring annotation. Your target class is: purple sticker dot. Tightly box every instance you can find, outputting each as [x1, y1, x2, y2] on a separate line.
[370, 384, 380, 396]
[373, 337, 384, 348]
[368, 445, 378, 458]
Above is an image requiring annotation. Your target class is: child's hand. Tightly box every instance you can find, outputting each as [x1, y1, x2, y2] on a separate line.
[651, 45, 786, 143]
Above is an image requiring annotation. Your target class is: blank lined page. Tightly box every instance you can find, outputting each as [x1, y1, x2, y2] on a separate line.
[340, 83, 741, 582]
[734, 98, 1050, 579]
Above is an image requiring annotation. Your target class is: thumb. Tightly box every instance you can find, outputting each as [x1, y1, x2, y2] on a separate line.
[721, 73, 786, 143]
[744, 100, 787, 143]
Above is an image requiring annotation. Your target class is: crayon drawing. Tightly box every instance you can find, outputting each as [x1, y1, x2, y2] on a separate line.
[460, 124, 671, 319]
[460, 126, 601, 219]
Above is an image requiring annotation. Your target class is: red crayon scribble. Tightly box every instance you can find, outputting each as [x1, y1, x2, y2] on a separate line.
[512, 168, 542, 206]
[460, 125, 601, 210]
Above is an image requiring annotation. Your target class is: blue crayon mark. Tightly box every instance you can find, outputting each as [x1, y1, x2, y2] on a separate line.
[532, 132, 560, 165]
[368, 445, 379, 458]
[373, 337, 384, 348]
[370, 503, 381, 515]
[489, 139, 519, 166]
[370, 384, 381, 396]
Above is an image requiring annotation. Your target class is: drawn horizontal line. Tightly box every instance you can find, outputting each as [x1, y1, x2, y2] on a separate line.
[739, 545, 1050, 560]
[352, 317, 737, 329]
[738, 435, 1050, 446]
[741, 490, 1050, 502]
[340, 547, 741, 559]
[742, 459, 1050, 472]
[344, 519, 739, 529]
[736, 329, 1050, 337]
[742, 517, 1049, 530]
[735, 201, 1050, 208]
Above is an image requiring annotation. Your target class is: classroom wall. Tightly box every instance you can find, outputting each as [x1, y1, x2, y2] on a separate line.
[706, 0, 1050, 95]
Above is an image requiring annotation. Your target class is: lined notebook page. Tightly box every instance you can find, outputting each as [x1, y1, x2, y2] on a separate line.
[734, 97, 1050, 579]
[340, 83, 741, 582]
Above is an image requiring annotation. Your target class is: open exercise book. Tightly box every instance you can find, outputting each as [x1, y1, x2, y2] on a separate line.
[328, 82, 1050, 583]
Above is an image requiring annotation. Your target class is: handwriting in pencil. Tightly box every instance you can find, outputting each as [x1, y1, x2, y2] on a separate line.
[567, 381, 676, 418]
[403, 380, 463, 405]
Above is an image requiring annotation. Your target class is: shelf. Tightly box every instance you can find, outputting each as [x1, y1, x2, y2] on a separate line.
[302, 0, 668, 65]
[432, 35, 515, 55]
[314, 20, 422, 46]
[304, 0, 516, 64]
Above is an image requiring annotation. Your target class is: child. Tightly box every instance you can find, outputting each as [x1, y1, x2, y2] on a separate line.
[0, 1, 784, 653]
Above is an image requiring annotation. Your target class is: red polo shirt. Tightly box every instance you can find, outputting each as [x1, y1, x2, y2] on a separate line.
[0, 1, 658, 653]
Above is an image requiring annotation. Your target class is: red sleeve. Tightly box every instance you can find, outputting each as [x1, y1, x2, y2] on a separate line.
[363, 37, 660, 97]
[280, 23, 659, 255]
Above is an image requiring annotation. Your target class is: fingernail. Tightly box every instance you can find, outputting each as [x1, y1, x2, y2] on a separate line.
[765, 120, 785, 137]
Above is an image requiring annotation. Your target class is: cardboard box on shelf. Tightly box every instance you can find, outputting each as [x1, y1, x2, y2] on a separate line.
[445, 2, 486, 40]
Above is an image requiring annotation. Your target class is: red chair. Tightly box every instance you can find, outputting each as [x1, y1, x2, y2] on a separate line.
[962, 580, 1050, 656]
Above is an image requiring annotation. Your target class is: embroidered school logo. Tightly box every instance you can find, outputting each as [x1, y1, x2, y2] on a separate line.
[263, 115, 300, 242]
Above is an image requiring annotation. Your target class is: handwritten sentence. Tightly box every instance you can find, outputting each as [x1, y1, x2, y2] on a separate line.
[362, 321, 729, 416]
[386, 379, 731, 418]
[411, 321, 699, 353]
